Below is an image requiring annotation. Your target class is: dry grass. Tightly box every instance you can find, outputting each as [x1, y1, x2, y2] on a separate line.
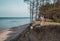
[32, 21, 60, 26]
[43, 22, 60, 26]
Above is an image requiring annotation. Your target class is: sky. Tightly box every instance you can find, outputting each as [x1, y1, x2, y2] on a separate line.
[0, 0, 29, 17]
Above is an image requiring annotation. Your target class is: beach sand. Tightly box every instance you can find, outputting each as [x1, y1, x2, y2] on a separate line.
[0, 24, 29, 41]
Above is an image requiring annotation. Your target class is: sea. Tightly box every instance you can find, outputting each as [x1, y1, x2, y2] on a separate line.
[0, 17, 30, 30]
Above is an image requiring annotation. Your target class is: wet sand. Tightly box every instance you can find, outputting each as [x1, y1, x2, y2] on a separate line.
[0, 24, 29, 41]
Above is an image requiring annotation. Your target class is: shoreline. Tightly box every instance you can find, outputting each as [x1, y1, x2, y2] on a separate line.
[0, 24, 29, 41]
[0, 23, 30, 32]
[0, 23, 30, 30]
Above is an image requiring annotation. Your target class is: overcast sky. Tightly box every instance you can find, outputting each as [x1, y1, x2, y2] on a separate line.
[0, 0, 29, 17]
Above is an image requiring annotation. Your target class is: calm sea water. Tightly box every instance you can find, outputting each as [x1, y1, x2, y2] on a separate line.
[0, 17, 30, 30]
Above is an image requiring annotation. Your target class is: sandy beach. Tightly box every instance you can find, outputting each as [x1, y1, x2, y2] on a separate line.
[0, 24, 29, 41]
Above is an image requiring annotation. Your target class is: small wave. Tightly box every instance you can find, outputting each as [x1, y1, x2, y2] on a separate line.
[10, 21, 18, 22]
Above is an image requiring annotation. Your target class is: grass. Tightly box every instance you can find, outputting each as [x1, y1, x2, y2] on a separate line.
[32, 21, 60, 26]
[43, 22, 60, 26]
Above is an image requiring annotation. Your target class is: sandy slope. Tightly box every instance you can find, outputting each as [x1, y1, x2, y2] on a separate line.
[17, 22, 60, 41]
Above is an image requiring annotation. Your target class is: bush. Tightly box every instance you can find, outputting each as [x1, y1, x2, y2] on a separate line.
[53, 13, 60, 22]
